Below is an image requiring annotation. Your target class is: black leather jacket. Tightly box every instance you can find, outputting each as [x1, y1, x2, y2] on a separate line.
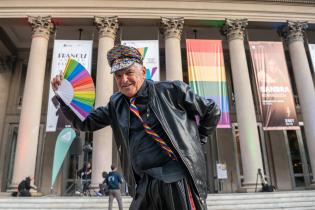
[60, 80, 220, 202]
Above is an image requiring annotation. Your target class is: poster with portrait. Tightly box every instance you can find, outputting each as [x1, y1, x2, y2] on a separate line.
[249, 41, 299, 130]
[46, 40, 93, 132]
[121, 40, 160, 81]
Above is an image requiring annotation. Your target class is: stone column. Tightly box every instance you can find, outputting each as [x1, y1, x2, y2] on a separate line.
[223, 19, 263, 191]
[281, 21, 315, 184]
[11, 16, 54, 188]
[91, 16, 119, 187]
[161, 17, 184, 81]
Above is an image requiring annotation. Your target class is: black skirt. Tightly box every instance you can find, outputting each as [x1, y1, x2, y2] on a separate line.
[129, 174, 206, 210]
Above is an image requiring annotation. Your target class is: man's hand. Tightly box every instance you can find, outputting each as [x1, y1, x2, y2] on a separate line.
[51, 72, 64, 92]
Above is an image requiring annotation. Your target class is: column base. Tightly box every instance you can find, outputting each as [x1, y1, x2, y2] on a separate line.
[6, 183, 19, 192]
[306, 183, 315, 190]
[90, 182, 101, 191]
[6, 183, 40, 196]
[236, 183, 262, 193]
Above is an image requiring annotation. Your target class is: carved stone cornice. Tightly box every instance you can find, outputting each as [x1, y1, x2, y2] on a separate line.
[222, 19, 248, 41]
[94, 16, 119, 39]
[281, 21, 308, 44]
[160, 17, 184, 40]
[28, 16, 54, 39]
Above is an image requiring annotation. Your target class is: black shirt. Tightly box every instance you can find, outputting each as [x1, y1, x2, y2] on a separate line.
[128, 80, 186, 183]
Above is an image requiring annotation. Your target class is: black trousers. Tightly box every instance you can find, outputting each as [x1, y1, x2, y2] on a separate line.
[19, 190, 31, 197]
[130, 175, 206, 210]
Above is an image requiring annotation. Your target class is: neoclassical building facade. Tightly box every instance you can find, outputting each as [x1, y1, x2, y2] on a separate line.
[0, 0, 314, 195]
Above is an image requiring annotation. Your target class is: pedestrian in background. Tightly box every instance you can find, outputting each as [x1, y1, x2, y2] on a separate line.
[106, 165, 123, 210]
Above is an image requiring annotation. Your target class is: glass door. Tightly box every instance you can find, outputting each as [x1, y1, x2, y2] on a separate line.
[5, 125, 18, 190]
[284, 126, 311, 189]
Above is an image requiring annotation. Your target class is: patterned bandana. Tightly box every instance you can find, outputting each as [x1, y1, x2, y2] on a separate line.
[107, 44, 143, 73]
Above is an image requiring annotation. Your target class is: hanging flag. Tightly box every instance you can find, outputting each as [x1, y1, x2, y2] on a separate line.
[51, 127, 76, 187]
[249, 41, 299, 130]
[46, 40, 93, 132]
[186, 39, 230, 128]
[121, 40, 160, 81]
[309, 44, 315, 73]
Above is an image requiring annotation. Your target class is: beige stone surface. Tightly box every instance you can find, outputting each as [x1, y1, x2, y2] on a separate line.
[0, 1, 314, 22]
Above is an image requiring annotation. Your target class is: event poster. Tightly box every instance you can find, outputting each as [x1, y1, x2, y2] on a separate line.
[249, 41, 299, 130]
[216, 163, 228, 179]
[46, 40, 93, 132]
[121, 40, 160, 81]
[186, 39, 231, 128]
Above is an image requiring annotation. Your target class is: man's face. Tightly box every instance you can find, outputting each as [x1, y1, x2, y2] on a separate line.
[114, 63, 146, 98]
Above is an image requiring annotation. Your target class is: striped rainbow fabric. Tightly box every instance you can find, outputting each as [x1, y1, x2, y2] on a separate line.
[186, 39, 230, 128]
[62, 58, 95, 121]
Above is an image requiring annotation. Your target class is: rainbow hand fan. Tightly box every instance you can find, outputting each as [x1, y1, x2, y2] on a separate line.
[56, 58, 95, 121]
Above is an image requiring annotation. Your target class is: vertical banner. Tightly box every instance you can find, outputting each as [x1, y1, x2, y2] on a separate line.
[309, 44, 315, 73]
[121, 40, 160, 81]
[249, 41, 299, 130]
[186, 39, 230, 128]
[46, 40, 93, 132]
[51, 128, 76, 187]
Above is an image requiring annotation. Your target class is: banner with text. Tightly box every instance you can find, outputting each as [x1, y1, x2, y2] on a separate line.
[249, 41, 299, 130]
[46, 40, 93, 132]
[121, 40, 160, 81]
[186, 39, 230, 128]
[309, 44, 315, 73]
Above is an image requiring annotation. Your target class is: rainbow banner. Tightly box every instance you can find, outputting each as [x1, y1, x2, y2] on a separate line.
[186, 39, 230, 128]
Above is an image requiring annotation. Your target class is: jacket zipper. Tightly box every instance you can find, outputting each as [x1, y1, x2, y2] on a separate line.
[149, 104, 202, 198]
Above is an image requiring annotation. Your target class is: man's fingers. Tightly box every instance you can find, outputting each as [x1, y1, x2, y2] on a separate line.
[51, 73, 64, 92]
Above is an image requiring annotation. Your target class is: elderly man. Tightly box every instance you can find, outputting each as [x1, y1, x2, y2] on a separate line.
[51, 45, 221, 210]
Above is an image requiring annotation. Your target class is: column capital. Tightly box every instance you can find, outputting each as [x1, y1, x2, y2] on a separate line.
[281, 21, 308, 43]
[28, 16, 55, 39]
[94, 16, 119, 39]
[160, 17, 184, 40]
[222, 19, 248, 41]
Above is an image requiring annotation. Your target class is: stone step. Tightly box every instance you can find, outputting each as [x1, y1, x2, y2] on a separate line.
[207, 190, 315, 200]
[208, 197, 315, 205]
[0, 191, 315, 210]
[207, 202, 315, 210]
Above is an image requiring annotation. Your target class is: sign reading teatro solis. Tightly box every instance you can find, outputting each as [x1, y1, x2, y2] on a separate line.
[249, 41, 299, 130]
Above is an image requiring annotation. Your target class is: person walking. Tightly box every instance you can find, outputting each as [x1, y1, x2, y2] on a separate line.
[106, 165, 123, 210]
[51, 45, 221, 209]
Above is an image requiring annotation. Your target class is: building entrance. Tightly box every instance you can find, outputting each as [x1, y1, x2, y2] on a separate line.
[284, 126, 312, 189]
